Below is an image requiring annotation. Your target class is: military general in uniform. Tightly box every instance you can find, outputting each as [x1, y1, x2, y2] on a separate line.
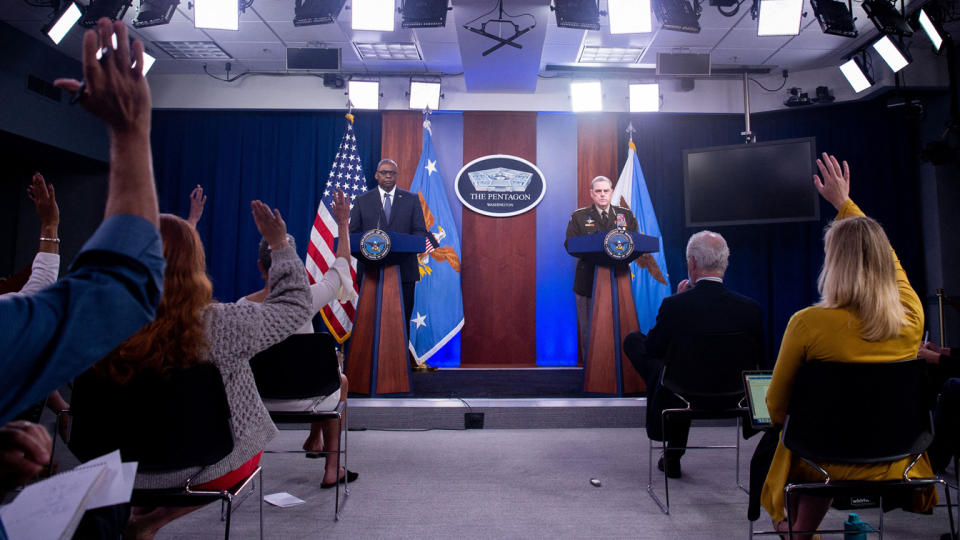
[565, 175, 639, 363]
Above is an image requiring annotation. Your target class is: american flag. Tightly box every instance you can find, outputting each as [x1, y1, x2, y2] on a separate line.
[305, 115, 367, 343]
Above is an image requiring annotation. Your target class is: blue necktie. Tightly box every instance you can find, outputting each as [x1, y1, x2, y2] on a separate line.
[383, 193, 392, 223]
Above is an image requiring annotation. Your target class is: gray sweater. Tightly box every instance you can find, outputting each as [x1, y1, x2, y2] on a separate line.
[135, 246, 312, 489]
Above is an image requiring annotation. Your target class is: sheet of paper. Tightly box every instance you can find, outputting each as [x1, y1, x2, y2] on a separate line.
[263, 492, 306, 508]
[74, 450, 138, 510]
[0, 462, 106, 540]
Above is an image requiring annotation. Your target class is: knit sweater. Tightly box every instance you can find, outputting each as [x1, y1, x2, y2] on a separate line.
[135, 246, 311, 489]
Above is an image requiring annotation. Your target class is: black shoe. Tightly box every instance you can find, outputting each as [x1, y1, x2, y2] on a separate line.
[321, 470, 359, 489]
[657, 456, 682, 479]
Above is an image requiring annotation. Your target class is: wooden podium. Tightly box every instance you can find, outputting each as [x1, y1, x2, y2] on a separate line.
[566, 231, 660, 396]
[344, 232, 423, 396]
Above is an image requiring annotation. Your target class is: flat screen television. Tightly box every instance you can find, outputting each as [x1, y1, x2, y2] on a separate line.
[683, 137, 819, 227]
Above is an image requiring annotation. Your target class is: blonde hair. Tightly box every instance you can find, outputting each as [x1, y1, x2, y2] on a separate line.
[817, 216, 906, 341]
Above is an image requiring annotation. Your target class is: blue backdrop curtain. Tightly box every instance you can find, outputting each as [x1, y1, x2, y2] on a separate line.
[617, 89, 937, 366]
[151, 110, 382, 304]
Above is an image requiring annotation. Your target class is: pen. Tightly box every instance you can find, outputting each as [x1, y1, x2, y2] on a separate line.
[923, 331, 929, 344]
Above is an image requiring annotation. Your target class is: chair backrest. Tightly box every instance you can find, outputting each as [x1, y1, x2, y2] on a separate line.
[250, 333, 341, 400]
[661, 331, 763, 401]
[782, 358, 934, 464]
[69, 363, 234, 471]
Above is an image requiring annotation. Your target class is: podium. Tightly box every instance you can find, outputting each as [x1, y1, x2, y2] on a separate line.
[343, 232, 424, 396]
[566, 231, 660, 396]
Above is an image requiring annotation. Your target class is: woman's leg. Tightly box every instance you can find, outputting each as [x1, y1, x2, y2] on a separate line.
[785, 493, 831, 540]
[321, 374, 349, 484]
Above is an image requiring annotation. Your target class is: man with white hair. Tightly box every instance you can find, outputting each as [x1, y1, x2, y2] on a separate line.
[624, 230, 763, 478]
[565, 176, 638, 364]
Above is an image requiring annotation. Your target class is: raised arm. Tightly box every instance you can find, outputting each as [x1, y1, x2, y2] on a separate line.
[54, 18, 158, 227]
[332, 189, 350, 260]
[186, 185, 206, 228]
[9, 173, 62, 296]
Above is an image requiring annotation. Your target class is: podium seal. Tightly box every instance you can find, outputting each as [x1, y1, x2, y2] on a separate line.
[603, 229, 635, 261]
[360, 229, 391, 261]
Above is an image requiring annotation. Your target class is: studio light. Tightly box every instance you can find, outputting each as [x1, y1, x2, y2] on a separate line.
[653, 0, 701, 33]
[401, 0, 448, 28]
[570, 81, 602, 112]
[914, 8, 944, 52]
[839, 57, 873, 93]
[80, 0, 132, 27]
[194, 0, 238, 30]
[553, 0, 601, 31]
[46, 2, 82, 45]
[133, 0, 180, 28]
[862, 0, 912, 37]
[757, 0, 803, 36]
[141, 51, 157, 75]
[348, 80, 380, 110]
[810, 0, 857, 38]
[629, 83, 659, 112]
[608, 0, 652, 34]
[352, 0, 395, 31]
[872, 35, 910, 72]
[409, 80, 441, 110]
[293, 0, 346, 26]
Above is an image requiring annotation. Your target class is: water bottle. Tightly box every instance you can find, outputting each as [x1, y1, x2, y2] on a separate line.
[843, 512, 872, 540]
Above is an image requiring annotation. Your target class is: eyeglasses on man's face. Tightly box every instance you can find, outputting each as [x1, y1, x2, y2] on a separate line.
[377, 170, 398, 177]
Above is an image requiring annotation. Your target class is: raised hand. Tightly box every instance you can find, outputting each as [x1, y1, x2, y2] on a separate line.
[53, 18, 151, 136]
[330, 189, 350, 225]
[813, 152, 851, 211]
[186, 185, 206, 228]
[251, 200, 288, 250]
[27, 173, 59, 234]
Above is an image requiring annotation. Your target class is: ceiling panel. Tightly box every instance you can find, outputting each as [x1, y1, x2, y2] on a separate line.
[718, 28, 793, 49]
[204, 21, 278, 42]
[217, 41, 286, 60]
[649, 28, 728, 48]
[710, 47, 782, 65]
[267, 20, 350, 43]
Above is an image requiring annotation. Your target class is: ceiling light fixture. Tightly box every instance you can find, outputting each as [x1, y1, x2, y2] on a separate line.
[862, 0, 912, 37]
[608, 0, 652, 34]
[401, 0, 449, 28]
[653, 0, 701, 33]
[45, 2, 82, 45]
[352, 0, 395, 31]
[810, 0, 857, 38]
[756, 0, 803, 36]
[913, 8, 944, 52]
[578, 46, 644, 63]
[80, 0, 132, 27]
[552, 0, 602, 30]
[839, 56, 873, 93]
[293, 0, 346, 26]
[871, 34, 910, 72]
[133, 0, 180, 28]
[194, 0, 239, 30]
[629, 83, 659, 112]
[348, 80, 380, 110]
[570, 81, 602, 112]
[464, 0, 536, 56]
[409, 80, 441, 110]
[353, 42, 421, 60]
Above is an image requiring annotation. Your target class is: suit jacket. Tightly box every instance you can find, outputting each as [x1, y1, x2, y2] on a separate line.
[564, 205, 638, 297]
[349, 188, 427, 283]
[645, 280, 764, 361]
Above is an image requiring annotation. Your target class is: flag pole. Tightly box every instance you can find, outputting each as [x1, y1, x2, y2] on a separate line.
[346, 99, 354, 123]
[626, 122, 636, 149]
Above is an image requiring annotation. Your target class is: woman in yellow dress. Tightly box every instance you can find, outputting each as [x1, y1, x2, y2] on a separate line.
[760, 153, 936, 538]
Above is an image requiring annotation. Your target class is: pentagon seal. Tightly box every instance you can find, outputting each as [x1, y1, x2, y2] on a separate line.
[603, 229, 635, 261]
[360, 229, 391, 261]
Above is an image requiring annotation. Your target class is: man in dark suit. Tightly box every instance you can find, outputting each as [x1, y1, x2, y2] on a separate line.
[349, 158, 429, 366]
[565, 176, 638, 363]
[624, 230, 763, 478]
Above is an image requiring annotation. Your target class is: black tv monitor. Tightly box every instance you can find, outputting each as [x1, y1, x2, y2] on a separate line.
[683, 137, 819, 227]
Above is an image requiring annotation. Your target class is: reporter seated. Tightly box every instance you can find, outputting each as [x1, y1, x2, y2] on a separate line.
[90, 204, 311, 540]
[241, 189, 358, 488]
[760, 154, 937, 539]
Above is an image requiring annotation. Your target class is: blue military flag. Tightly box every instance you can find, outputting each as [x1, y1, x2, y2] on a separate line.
[611, 140, 670, 333]
[407, 117, 464, 364]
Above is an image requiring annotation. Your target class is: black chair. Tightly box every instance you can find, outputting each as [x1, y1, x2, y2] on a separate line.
[647, 331, 762, 514]
[769, 359, 955, 539]
[250, 332, 349, 520]
[65, 364, 263, 540]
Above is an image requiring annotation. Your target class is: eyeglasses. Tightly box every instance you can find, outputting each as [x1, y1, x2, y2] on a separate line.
[377, 170, 398, 177]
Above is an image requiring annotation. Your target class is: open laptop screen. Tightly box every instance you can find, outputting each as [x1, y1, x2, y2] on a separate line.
[743, 371, 774, 428]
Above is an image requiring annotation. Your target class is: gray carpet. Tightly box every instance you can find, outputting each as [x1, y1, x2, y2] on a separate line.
[150, 427, 954, 539]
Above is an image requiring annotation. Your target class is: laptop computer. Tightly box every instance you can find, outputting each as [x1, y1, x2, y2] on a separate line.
[742, 370, 774, 429]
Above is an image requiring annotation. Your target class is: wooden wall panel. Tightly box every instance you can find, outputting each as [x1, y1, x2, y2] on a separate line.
[380, 111, 423, 190]
[461, 112, 538, 367]
[576, 114, 619, 208]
